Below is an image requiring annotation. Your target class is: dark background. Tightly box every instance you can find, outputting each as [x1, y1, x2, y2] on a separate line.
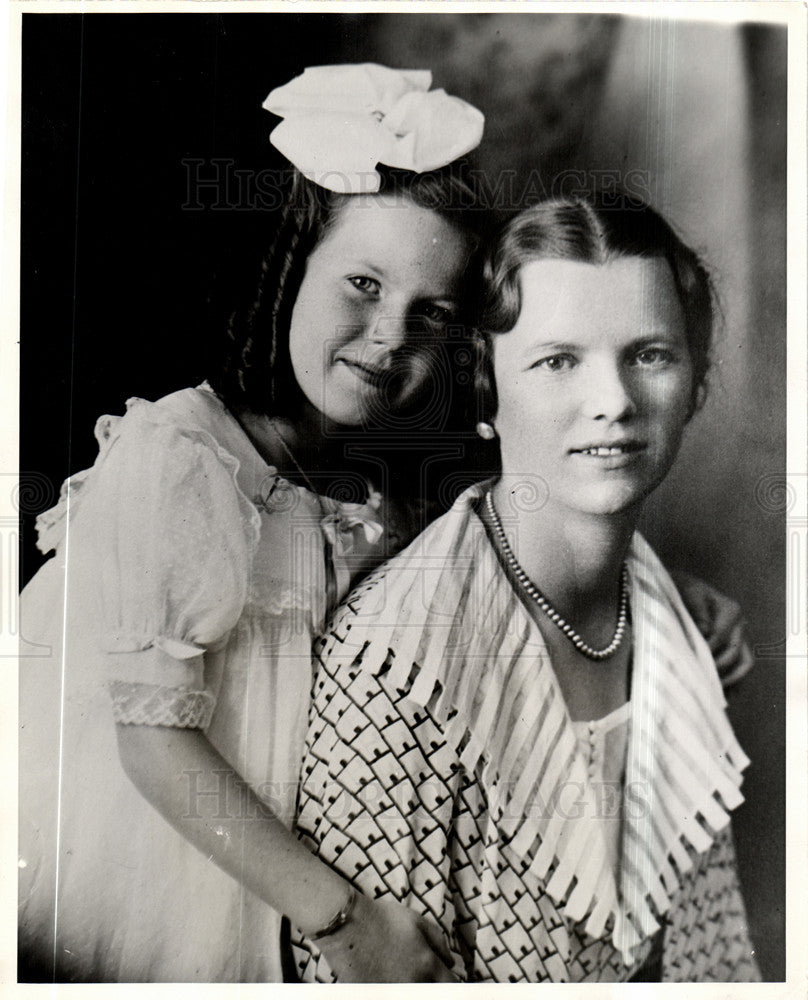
[19, 12, 786, 979]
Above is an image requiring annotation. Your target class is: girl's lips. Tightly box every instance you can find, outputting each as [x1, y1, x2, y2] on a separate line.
[337, 357, 390, 387]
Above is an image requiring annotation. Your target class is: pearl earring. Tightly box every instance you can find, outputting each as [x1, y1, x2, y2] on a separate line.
[476, 421, 496, 441]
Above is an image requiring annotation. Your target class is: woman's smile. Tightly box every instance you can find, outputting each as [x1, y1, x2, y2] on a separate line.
[569, 440, 646, 466]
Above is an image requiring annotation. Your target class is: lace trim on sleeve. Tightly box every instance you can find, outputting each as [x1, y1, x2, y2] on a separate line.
[109, 680, 215, 729]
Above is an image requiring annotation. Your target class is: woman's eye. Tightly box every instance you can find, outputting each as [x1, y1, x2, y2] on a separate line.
[347, 275, 380, 295]
[531, 354, 575, 372]
[633, 347, 675, 366]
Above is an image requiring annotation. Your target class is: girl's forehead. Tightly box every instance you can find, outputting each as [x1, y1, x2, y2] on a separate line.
[328, 194, 464, 242]
[318, 195, 473, 279]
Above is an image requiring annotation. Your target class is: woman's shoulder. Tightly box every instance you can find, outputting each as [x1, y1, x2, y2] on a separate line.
[316, 478, 505, 693]
[327, 481, 486, 612]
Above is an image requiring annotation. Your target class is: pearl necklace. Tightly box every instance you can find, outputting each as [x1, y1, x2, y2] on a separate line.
[485, 491, 629, 661]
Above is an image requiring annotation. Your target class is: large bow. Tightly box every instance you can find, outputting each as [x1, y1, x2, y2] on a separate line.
[263, 63, 484, 193]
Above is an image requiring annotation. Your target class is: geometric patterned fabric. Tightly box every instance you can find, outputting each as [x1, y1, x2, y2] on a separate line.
[292, 621, 760, 982]
[662, 826, 761, 983]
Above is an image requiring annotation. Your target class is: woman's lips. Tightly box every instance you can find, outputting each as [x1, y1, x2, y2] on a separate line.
[572, 443, 645, 457]
[570, 442, 646, 467]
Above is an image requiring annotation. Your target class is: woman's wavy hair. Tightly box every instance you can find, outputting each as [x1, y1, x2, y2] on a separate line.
[476, 193, 715, 420]
[208, 164, 483, 419]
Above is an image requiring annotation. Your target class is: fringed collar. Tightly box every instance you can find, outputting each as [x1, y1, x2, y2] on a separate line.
[324, 481, 750, 965]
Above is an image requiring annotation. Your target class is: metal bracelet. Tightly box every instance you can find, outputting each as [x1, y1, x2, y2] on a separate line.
[310, 885, 358, 941]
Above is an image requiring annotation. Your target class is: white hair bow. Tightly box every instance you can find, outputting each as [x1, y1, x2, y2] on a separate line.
[263, 63, 484, 193]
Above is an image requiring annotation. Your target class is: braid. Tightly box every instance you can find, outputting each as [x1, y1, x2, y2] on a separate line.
[211, 181, 326, 415]
[266, 215, 306, 403]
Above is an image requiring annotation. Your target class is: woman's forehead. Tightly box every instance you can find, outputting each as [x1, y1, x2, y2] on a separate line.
[508, 256, 683, 335]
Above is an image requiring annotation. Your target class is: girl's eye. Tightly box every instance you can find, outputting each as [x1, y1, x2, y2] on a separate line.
[531, 354, 576, 373]
[632, 346, 675, 366]
[348, 275, 380, 295]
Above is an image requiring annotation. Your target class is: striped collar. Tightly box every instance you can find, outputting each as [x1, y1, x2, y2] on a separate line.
[328, 481, 749, 964]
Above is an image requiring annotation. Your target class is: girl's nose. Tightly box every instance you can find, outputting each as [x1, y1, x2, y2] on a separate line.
[582, 362, 637, 422]
[368, 310, 408, 350]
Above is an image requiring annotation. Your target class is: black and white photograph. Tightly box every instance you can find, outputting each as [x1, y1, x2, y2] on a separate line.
[8, 2, 804, 989]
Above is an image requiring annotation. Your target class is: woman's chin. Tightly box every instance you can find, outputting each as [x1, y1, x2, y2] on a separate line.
[550, 481, 653, 519]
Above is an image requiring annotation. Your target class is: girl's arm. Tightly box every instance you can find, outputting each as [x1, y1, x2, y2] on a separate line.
[116, 723, 454, 982]
[98, 417, 452, 980]
[673, 571, 754, 688]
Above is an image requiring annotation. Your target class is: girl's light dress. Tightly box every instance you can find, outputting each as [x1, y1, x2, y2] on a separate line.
[291, 483, 760, 983]
[18, 383, 386, 982]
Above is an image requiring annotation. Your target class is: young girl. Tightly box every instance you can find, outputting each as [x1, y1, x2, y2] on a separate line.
[18, 63, 484, 983]
[290, 195, 760, 983]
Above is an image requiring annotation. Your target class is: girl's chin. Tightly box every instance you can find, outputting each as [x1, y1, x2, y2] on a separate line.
[314, 391, 373, 429]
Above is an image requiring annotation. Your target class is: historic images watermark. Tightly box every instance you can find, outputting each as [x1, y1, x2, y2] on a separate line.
[181, 769, 652, 824]
[182, 159, 654, 214]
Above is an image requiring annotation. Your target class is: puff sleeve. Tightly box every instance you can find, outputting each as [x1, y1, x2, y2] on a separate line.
[74, 404, 261, 728]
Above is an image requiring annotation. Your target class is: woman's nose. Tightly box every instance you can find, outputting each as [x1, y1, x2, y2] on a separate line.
[582, 362, 637, 422]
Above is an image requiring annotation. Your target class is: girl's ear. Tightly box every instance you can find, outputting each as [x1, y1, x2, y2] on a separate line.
[688, 382, 707, 419]
[473, 333, 498, 426]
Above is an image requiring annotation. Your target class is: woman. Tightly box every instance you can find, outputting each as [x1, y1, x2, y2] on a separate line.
[288, 195, 759, 983]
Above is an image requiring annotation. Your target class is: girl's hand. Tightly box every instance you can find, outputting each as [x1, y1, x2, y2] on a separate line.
[313, 892, 456, 982]
[674, 571, 754, 688]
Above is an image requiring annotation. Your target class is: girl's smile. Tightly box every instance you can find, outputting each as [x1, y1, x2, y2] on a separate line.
[336, 357, 390, 387]
[492, 256, 694, 517]
[288, 195, 472, 427]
